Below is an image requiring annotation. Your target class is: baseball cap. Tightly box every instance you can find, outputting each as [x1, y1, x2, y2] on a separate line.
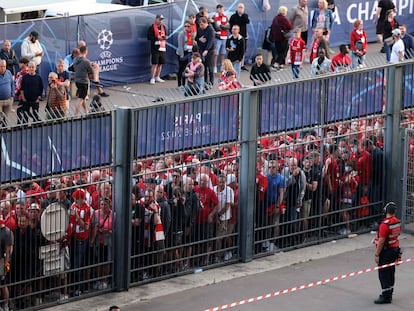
[392, 28, 401, 36]
[72, 189, 86, 200]
[28, 202, 40, 211]
[30, 31, 39, 38]
[226, 174, 237, 186]
[156, 14, 164, 19]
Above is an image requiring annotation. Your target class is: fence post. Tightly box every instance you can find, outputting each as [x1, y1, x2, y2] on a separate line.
[114, 107, 134, 291]
[239, 89, 259, 262]
[384, 65, 404, 219]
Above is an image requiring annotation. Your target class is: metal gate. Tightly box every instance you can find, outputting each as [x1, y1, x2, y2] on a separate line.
[402, 128, 414, 233]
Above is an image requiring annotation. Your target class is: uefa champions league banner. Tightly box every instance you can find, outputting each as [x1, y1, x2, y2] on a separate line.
[0, 117, 111, 183]
[134, 95, 239, 158]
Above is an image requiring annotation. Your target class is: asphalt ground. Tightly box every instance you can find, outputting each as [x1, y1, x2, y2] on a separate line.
[43, 232, 414, 311]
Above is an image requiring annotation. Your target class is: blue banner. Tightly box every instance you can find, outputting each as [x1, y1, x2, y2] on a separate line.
[260, 69, 386, 135]
[326, 70, 385, 121]
[260, 80, 320, 134]
[404, 63, 414, 108]
[0, 116, 111, 183]
[135, 95, 239, 157]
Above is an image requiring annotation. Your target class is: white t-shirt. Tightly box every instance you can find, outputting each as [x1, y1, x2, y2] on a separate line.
[390, 39, 405, 63]
[213, 185, 234, 221]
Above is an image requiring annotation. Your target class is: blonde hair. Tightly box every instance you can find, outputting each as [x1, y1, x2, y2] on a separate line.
[222, 59, 235, 72]
[318, 0, 328, 10]
[278, 6, 288, 15]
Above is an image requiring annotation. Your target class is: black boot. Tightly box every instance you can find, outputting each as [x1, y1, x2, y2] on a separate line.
[374, 295, 392, 304]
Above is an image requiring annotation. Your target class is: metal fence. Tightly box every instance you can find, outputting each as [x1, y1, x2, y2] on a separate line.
[0, 59, 413, 310]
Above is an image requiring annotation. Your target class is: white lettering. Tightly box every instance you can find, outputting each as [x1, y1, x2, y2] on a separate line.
[359, 2, 370, 21]
[174, 113, 203, 127]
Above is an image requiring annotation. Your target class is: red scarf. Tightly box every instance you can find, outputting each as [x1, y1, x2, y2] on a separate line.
[153, 23, 166, 52]
[186, 30, 193, 51]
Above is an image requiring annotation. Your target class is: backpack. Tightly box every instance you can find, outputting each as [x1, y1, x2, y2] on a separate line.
[262, 26, 274, 51]
[265, 26, 274, 44]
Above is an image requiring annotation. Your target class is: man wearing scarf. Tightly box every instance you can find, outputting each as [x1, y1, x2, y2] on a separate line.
[147, 14, 169, 85]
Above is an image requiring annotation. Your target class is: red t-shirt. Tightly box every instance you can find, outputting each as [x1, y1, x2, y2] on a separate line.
[326, 156, 340, 192]
[290, 38, 306, 65]
[68, 202, 91, 241]
[357, 150, 372, 185]
[256, 173, 268, 202]
[195, 186, 218, 224]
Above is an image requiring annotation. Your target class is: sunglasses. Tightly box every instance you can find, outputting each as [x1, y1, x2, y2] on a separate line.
[184, 25, 191, 28]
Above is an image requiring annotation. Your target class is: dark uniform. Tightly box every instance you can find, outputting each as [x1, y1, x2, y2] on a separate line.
[374, 202, 401, 304]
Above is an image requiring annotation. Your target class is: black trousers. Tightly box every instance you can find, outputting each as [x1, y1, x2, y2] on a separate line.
[378, 247, 399, 299]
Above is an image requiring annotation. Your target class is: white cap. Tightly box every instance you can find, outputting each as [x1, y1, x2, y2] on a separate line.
[226, 174, 237, 185]
[392, 28, 401, 36]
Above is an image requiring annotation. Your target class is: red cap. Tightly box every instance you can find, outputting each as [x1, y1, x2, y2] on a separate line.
[72, 189, 86, 200]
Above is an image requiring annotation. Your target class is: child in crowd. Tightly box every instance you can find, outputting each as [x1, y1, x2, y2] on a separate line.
[218, 70, 242, 90]
[289, 28, 306, 79]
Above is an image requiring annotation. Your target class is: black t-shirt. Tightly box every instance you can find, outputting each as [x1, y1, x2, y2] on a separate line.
[21, 74, 44, 102]
[378, 0, 395, 21]
[0, 227, 13, 259]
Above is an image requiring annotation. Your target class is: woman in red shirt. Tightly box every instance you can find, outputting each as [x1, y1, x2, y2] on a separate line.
[350, 19, 367, 68]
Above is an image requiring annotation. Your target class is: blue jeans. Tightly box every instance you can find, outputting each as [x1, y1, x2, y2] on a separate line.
[232, 61, 241, 79]
[291, 64, 300, 79]
[351, 52, 365, 68]
[384, 42, 391, 62]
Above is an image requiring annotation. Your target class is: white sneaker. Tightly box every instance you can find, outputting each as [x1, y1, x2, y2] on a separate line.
[150, 78, 155, 84]
[3, 305, 9, 311]
[224, 251, 233, 261]
[98, 281, 108, 290]
[213, 67, 217, 74]
[269, 242, 275, 252]
[92, 281, 101, 290]
[155, 77, 165, 83]
[59, 294, 69, 301]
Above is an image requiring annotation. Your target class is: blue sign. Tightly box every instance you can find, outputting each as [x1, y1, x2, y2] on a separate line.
[260, 80, 320, 134]
[135, 95, 239, 157]
[0, 116, 111, 183]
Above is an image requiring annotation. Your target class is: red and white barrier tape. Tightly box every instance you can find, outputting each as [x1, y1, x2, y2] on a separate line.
[204, 257, 414, 311]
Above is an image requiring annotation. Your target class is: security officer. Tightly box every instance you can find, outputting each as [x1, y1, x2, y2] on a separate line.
[374, 202, 401, 304]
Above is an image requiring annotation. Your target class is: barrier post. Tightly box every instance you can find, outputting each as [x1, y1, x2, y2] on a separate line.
[384, 65, 404, 219]
[114, 107, 134, 290]
[239, 89, 259, 262]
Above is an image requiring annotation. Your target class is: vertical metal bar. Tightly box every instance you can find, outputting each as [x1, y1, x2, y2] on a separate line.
[239, 90, 258, 262]
[114, 107, 133, 290]
[384, 65, 403, 219]
[401, 128, 408, 229]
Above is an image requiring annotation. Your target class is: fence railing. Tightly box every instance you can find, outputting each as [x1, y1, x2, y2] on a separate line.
[0, 59, 413, 310]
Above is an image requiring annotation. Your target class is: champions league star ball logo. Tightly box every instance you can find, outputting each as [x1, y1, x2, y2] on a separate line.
[97, 29, 113, 50]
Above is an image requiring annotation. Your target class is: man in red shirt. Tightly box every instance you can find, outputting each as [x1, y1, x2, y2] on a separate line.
[212, 4, 230, 73]
[374, 202, 401, 304]
[322, 144, 341, 218]
[330, 44, 352, 72]
[195, 173, 218, 265]
[69, 188, 91, 296]
[357, 143, 373, 198]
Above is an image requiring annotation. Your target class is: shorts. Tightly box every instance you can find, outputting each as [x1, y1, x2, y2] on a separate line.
[98, 244, 112, 262]
[76, 82, 89, 99]
[151, 51, 166, 65]
[216, 220, 231, 237]
[300, 199, 312, 219]
[172, 231, 183, 247]
[215, 39, 227, 55]
[376, 20, 385, 35]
